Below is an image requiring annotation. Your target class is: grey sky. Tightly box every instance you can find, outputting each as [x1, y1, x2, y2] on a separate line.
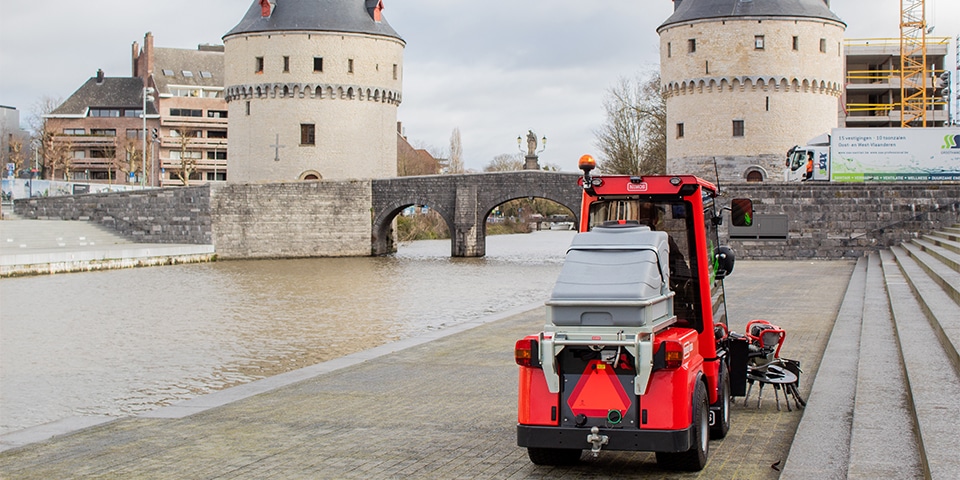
[1, 0, 957, 172]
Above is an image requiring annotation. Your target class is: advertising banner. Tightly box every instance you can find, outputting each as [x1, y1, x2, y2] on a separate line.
[830, 128, 960, 182]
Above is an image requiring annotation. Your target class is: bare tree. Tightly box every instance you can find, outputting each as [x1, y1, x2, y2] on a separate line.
[447, 127, 464, 174]
[120, 139, 143, 185]
[484, 153, 524, 172]
[43, 131, 73, 181]
[594, 72, 666, 175]
[29, 96, 63, 179]
[172, 129, 199, 186]
[6, 138, 25, 177]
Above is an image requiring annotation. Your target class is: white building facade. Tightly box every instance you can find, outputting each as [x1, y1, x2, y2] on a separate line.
[223, 0, 404, 183]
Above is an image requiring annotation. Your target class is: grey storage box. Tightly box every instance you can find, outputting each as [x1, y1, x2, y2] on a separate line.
[547, 225, 673, 327]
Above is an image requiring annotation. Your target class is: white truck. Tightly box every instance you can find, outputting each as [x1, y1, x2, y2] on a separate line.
[785, 127, 960, 182]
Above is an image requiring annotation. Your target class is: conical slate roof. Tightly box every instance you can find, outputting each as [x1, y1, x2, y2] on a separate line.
[224, 0, 403, 42]
[659, 0, 844, 30]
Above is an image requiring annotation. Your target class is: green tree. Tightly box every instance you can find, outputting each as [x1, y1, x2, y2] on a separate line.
[594, 72, 666, 175]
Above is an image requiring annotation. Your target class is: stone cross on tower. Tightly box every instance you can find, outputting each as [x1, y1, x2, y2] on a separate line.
[270, 134, 285, 162]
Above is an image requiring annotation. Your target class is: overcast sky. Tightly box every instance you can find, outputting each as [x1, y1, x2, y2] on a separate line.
[1, 0, 958, 172]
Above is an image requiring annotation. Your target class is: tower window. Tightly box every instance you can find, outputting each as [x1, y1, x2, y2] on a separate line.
[792, 36, 800, 51]
[393, 64, 398, 80]
[348, 58, 354, 74]
[283, 56, 290, 73]
[732, 120, 745, 137]
[255, 57, 264, 73]
[245, 101, 251, 116]
[819, 38, 827, 53]
[676, 123, 684, 139]
[300, 124, 316, 145]
[688, 38, 696, 53]
[755, 35, 764, 49]
[314, 57, 324, 72]
[667, 42, 672, 58]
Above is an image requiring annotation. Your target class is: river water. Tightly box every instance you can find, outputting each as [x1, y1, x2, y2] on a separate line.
[0, 231, 575, 436]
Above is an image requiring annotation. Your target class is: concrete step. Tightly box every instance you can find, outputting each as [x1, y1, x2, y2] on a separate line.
[847, 253, 922, 478]
[900, 242, 960, 305]
[912, 237, 960, 274]
[879, 249, 960, 480]
[0, 219, 133, 252]
[890, 246, 960, 377]
[1, 210, 24, 221]
[780, 256, 867, 480]
[922, 233, 960, 256]
[932, 229, 960, 243]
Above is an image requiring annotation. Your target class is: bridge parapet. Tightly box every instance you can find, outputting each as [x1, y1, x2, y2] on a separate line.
[372, 171, 582, 257]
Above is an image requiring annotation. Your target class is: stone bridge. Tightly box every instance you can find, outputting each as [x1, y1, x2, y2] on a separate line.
[372, 171, 583, 257]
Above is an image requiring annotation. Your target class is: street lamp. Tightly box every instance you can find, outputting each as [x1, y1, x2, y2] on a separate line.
[27, 138, 43, 197]
[142, 86, 155, 188]
[517, 130, 547, 170]
[152, 131, 160, 187]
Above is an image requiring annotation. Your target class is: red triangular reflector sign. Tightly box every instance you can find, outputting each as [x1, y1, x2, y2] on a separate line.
[567, 360, 632, 417]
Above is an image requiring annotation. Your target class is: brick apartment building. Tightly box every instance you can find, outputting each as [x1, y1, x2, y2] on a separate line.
[44, 33, 227, 186]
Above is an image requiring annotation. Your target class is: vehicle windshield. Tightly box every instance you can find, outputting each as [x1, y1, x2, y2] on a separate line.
[788, 151, 808, 171]
[587, 198, 702, 327]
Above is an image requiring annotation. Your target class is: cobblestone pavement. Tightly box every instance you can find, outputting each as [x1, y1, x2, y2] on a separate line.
[0, 260, 855, 479]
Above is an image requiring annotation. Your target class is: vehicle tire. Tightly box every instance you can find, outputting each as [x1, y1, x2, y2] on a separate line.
[656, 381, 709, 471]
[527, 447, 582, 466]
[710, 365, 731, 439]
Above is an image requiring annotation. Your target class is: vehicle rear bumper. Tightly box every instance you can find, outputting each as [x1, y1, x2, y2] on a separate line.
[517, 424, 695, 453]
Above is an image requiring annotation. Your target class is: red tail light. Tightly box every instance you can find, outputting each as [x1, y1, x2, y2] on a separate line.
[663, 340, 683, 369]
[515, 338, 541, 368]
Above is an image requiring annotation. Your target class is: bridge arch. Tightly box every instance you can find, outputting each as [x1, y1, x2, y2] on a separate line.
[371, 171, 582, 257]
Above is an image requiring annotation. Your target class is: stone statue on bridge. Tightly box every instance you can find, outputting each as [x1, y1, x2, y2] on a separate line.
[526, 131, 538, 157]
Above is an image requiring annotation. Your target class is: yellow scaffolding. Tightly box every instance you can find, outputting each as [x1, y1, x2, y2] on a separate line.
[900, 0, 928, 127]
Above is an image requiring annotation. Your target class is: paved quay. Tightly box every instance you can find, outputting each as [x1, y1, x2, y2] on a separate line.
[0, 260, 855, 479]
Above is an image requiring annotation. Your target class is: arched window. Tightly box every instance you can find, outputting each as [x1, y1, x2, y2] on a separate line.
[299, 170, 323, 181]
[743, 166, 766, 182]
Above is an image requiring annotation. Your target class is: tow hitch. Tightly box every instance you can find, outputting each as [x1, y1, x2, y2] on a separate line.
[586, 426, 609, 457]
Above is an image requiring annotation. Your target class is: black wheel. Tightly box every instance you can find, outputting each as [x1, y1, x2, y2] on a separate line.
[656, 381, 709, 471]
[527, 447, 582, 466]
[710, 366, 731, 439]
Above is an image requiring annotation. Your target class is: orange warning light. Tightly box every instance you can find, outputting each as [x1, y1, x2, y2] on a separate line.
[578, 154, 596, 172]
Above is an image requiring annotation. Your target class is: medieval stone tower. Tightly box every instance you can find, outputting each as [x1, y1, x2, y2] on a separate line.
[658, 0, 845, 182]
[223, 0, 404, 182]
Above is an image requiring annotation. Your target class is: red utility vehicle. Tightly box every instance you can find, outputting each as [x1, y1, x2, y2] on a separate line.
[515, 155, 753, 471]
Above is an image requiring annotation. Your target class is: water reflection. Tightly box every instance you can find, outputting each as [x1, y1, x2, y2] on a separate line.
[0, 231, 574, 435]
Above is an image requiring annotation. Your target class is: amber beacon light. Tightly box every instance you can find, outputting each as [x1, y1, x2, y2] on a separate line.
[578, 154, 596, 173]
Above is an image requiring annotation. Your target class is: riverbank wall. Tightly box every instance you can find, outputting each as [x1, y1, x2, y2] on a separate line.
[723, 182, 960, 259]
[12, 180, 960, 260]
[12, 181, 373, 259]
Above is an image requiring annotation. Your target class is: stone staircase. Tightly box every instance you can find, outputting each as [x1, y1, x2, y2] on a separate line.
[781, 225, 960, 479]
[0, 214, 133, 253]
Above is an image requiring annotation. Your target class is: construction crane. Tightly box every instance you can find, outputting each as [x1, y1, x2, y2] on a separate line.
[900, 0, 928, 127]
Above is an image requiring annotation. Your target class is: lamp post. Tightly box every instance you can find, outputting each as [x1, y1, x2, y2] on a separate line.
[141, 86, 155, 188]
[29, 139, 41, 198]
[516, 130, 547, 170]
[151, 133, 160, 187]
